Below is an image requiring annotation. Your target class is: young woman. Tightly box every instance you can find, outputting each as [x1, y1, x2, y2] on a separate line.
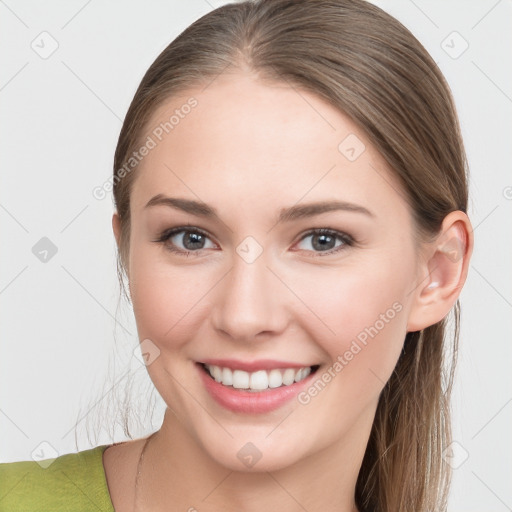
[0, 1, 474, 511]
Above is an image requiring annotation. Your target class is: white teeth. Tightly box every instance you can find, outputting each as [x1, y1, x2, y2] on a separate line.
[204, 364, 313, 391]
[232, 369, 250, 389]
[212, 365, 222, 382]
[249, 370, 268, 390]
[294, 367, 311, 382]
[282, 368, 296, 386]
[221, 367, 233, 386]
[268, 369, 283, 388]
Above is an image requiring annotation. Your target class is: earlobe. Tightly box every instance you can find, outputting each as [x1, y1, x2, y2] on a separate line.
[407, 211, 474, 332]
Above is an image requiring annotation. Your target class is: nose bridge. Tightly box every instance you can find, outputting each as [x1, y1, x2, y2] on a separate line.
[211, 243, 284, 340]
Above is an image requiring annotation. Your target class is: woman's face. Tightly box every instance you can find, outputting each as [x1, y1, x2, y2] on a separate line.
[123, 72, 423, 471]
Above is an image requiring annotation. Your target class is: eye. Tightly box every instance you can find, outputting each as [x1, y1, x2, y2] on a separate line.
[154, 226, 354, 258]
[153, 227, 217, 256]
[294, 228, 354, 256]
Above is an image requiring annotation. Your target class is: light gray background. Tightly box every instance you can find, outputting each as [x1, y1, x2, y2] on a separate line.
[1, 1, 510, 510]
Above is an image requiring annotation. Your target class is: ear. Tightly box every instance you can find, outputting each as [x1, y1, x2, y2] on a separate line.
[112, 212, 122, 249]
[407, 210, 474, 332]
[112, 212, 127, 272]
[112, 212, 132, 299]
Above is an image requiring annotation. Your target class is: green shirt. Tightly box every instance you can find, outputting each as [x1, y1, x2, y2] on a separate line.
[0, 445, 115, 511]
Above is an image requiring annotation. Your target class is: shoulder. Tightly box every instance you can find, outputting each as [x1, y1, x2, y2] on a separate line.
[0, 445, 114, 511]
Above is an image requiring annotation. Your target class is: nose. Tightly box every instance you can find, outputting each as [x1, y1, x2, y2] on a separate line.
[210, 249, 288, 342]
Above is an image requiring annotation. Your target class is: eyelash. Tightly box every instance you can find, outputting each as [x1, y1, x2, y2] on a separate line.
[153, 226, 355, 258]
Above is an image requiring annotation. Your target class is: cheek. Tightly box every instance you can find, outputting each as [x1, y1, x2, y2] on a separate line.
[291, 256, 412, 374]
[129, 246, 214, 346]
[289, 263, 411, 425]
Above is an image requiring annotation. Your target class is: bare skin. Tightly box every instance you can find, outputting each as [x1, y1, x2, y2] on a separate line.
[104, 71, 473, 511]
[102, 439, 144, 510]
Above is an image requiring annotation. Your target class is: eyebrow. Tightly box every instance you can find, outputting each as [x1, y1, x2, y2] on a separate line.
[144, 194, 375, 222]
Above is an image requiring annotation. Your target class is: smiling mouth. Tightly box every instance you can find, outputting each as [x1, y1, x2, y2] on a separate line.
[199, 362, 320, 392]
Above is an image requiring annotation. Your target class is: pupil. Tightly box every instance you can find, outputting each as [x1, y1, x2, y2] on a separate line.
[184, 232, 205, 250]
[313, 234, 334, 251]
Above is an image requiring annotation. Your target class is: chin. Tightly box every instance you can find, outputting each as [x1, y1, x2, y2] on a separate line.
[199, 430, 311, 473]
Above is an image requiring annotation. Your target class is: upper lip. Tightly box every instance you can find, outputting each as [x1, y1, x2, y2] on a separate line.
[199, 359, 316, 372]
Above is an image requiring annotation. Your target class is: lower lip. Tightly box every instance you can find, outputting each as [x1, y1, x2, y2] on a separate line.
[197, 363, 316, 414]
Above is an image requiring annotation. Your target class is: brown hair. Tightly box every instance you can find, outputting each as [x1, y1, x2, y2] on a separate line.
[111, 1, 469, 510]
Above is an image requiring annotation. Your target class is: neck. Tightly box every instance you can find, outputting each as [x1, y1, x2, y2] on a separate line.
[137, 407, 373, 512]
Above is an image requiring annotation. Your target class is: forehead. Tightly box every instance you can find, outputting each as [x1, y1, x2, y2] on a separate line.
[130, 72, 409, 221]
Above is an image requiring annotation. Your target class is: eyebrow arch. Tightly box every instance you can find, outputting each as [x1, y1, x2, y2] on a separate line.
[144, 194, 375, 222]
